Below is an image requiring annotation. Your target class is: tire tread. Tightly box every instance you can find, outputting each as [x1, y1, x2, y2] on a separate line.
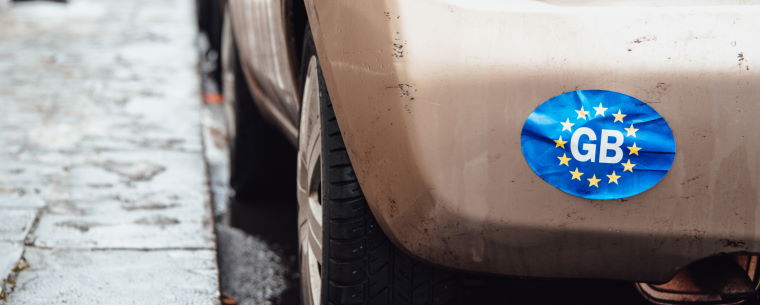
[320, 67, 459, 305]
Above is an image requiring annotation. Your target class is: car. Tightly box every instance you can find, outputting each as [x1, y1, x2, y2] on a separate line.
[210, 0, 760, 304]
[195, 0, 224, 86]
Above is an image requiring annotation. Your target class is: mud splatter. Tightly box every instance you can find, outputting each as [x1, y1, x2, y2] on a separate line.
[392, 37, 406, 59]
[738, 52, 749, 71]
[633, 35, 657, 44]
[386, 83, 416, 100]
[628, 35, 657, 52]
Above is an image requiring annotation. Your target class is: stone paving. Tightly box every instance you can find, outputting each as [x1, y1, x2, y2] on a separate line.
[0, 0, 219, 303]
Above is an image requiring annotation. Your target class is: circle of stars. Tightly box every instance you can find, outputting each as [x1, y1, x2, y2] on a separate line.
[553, 103, 642, 189]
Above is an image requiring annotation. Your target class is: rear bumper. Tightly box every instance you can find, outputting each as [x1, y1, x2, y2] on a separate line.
[307, 0, 760, 282]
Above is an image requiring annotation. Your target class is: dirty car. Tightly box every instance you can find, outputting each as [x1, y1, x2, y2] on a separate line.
[212, 0, 760, 304]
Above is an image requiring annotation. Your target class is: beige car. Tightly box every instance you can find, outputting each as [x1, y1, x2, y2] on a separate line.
[221, 0, 760, 304]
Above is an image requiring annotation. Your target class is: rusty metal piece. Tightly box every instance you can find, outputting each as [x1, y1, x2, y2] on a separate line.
[636, 256, 760, 304]
[691, 256, 756, 301]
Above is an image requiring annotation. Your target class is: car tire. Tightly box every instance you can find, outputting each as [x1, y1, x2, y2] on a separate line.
[221, 7, 294, 202]
[297, 29, 461, 305]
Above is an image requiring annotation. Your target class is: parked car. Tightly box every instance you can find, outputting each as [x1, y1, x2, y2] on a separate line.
[200, 0, 760, 304]
[195, 0, 224, 85]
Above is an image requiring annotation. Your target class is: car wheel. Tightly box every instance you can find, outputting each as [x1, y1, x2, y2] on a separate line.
[221, 7, 294, 202]
[297, 30, 461, 305]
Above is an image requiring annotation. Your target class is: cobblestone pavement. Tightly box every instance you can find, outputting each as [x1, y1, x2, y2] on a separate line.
[0, 0, 219, 304]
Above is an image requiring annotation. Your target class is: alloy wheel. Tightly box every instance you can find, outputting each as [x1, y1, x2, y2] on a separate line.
[297, 55, 323, 305]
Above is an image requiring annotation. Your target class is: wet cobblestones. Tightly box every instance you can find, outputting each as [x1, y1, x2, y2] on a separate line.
[0, 0, 218, 303]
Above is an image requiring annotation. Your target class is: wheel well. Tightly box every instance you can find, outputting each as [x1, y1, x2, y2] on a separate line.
[285, 0, 309, 85]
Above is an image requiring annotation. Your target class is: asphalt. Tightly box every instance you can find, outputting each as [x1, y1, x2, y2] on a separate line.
[216, 224, 294, 305]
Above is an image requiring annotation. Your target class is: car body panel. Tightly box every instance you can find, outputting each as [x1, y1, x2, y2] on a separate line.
[228, 0, 299, 143]
[304, 0, 760, 282]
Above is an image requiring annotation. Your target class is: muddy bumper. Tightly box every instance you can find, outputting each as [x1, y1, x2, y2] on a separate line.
[308, 0, 760, 282]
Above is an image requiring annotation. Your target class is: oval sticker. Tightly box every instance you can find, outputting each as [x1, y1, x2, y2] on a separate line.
[520, 90, 676, 200]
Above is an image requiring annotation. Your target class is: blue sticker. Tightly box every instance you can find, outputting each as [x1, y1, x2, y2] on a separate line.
[520, 90, 676, 200]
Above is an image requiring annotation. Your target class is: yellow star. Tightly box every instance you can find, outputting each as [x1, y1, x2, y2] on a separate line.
[607, 171, 621, 184]
[569, 168, 584, 181]
[624, 124, 639, 137]
[593, 102, 608, 117]
[587, 174, 601, 188]
[560, 118, 574, 132]
[612, 109, 627, 123]
[554, 136, 567, 149]
[621, 159, 636, 172]
[575, 106, 589, 120]
[557, 153, 571, 166]
[627, 142, 642, 156]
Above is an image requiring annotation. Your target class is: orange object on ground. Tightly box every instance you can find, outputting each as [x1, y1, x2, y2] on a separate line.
[203, 93, 223, 104]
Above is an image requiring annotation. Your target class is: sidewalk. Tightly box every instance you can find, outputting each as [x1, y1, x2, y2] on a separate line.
[0, 0, 219, 304]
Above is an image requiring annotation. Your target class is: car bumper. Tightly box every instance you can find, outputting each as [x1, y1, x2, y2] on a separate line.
[307, 0, 760, 282]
